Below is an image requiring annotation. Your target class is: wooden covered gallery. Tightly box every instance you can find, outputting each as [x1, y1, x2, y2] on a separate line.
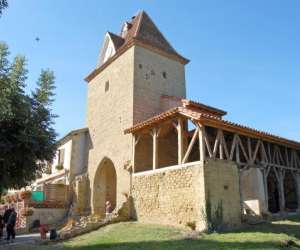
[125, 97, 300, 215]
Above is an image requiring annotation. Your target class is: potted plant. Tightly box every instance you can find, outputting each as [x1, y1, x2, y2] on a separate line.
[20, 190, 32, 200]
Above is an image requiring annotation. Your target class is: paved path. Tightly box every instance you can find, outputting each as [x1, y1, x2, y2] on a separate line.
[0, 233, 41, 247]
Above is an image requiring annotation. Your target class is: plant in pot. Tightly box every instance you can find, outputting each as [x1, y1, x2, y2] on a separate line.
[20, 190, 32, 200]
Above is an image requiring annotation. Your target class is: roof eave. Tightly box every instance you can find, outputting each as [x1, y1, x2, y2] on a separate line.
[85, 39, 189, 83]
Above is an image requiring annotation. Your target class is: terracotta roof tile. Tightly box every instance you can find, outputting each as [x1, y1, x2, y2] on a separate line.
[107, 32, 125, 50]
[124, 106, 300, 150]
[85, 11, 189, 82]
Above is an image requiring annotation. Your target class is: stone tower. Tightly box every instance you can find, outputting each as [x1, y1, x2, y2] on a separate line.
[85, 11, 189, 215]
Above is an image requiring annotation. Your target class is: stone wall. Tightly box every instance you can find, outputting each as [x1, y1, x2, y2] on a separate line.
[133, 45, 186, 123]
[86, 44, 188, 214]
[240, 167, 267, 215]
[86, 47, 135, 214]
[203, 159, 241, 228]
[132, 160, 242, 231]
[132, 163, 206, 231]
[25, 208, 67, 231]
[74, 173, 90, 215]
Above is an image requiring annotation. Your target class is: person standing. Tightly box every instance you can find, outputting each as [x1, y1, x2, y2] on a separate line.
[6, 207, 17, 243]
[105, 201, 113, 221]
[3, 206, 12, 225]
[0, 214, 4, 240]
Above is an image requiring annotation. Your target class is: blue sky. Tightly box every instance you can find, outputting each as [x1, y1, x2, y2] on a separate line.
[1, 0, 300, 141]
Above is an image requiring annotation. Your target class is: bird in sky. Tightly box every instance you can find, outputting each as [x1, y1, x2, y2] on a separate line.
[35, 37, 40, 42]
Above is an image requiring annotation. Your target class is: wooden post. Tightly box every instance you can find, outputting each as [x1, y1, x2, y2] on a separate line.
[294, 173, 300, 211]
[132, 134, 140, 174]
[276, 170, 286, 213]
[198, 124, 206, 162]
[173, 118, 184, 165]
[263, 166, 270, 212]
[177, 118, 184, 164]
[151, 128, 159, 170]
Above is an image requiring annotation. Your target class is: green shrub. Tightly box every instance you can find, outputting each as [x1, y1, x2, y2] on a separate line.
[202, 195, 224, 233]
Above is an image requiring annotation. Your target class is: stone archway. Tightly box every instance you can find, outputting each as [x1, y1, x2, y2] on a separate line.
[93, 157, 117, 217]
[284, 171, 298, 211]
[267, 170, 280, 213]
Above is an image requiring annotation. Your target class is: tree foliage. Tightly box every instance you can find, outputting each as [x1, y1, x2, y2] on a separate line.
[0, 0, 8, 17]
[0, 42, 57, 194]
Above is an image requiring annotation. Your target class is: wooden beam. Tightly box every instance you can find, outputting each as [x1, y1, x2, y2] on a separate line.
[237, 136, 249, 163]
[151, 127, 160, 170]
[220, 130, 229, 159]
[132, 135, 136, 173]
[177, 118, 184, 164]
[213, 129, 221, 158]
[230, 134, 238, 160]
[251, 140, 261, 165]
[182, 127, 199, 164]
[198, 124, 206, 162]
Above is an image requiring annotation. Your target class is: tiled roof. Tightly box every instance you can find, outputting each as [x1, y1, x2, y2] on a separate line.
[107, 32, 124, 50]
[123, 11, 181, 58]
[124, 107, 300, 150]
[85, 10, 189, 82]
[161, 95, 227, 117]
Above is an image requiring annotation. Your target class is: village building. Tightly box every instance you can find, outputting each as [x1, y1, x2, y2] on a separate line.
[71, 10, 300, 231]
[8, 11, 298, 232]
[32, 128, 90, 190]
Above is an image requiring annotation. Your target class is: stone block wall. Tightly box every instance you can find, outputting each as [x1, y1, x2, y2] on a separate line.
[132, 160, 242, 231]
[74, 174, 90, 215]
[132, 163, 206, 231]
[25, 208, 67, 231]
[240, 167, 267, 215]
[133, 46, 186, 123]
[86, 47, 135, 213]
[203, 159, 241, 228]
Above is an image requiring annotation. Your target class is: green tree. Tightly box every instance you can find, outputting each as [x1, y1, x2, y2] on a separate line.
[0, 0, 8, 17]
[0, 42, 57, 195]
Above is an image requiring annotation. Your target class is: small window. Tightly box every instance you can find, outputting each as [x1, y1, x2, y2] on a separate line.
[105, 81, 109, 92]
[138, 64, 143, 69]
[162, 71, 167, 79]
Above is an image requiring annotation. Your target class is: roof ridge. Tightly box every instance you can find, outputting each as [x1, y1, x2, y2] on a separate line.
[133, 11, 144, 37]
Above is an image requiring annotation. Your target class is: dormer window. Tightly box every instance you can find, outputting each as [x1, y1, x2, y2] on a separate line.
[121, 22, 132, 38]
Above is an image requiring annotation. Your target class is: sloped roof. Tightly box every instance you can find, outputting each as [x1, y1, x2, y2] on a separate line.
[57, 128, 88, 146]
[161, 95, 227, 117]
[85, 10, 189, 82]
[122, 11, 180, 57]
[124, 106, 300, 150]
[107, 32, 125, 50]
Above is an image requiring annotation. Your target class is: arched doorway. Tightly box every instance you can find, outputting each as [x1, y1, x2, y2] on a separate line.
[284, 171, 298, 211]
[267, 170, 280, 213]
[93, 158, 117, 217]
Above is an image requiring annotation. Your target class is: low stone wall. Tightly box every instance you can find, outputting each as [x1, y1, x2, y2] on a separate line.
[132, 160, 242, 231]
[132, 163, 206, 231]
[240, 167, 266, 215]
[25, 208, 67, 231]
[203, 159, 242, 228]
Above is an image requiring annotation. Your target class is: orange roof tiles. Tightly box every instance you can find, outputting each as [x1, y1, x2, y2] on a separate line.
[85, 11, 189, 82]
[124, 106, 300, 150]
